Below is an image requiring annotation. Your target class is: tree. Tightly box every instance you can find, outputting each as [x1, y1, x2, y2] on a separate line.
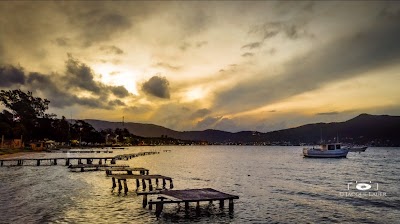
[0, 89, 53, 141]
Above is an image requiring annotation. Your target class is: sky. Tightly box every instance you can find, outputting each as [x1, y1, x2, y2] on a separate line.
[1, 1, 400, 132]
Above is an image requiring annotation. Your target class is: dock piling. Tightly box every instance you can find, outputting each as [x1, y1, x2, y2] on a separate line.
[229, 199, 234, 213]
[112, 177, 116, 191]
[136, 179, 140, 191]
[123, 179, 128, 195]
[142, 194, 148, 208]
[118, 179, 122, 194]
[142, 179, 147, 190]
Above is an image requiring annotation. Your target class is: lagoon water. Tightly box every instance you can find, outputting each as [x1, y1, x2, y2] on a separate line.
[0, 146, 399, 223]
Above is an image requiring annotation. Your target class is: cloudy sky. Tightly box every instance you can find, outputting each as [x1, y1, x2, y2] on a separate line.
[1, 1, 400, 132]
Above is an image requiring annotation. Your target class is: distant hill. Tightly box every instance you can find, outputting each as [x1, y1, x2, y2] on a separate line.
[85, 114, 400, 146]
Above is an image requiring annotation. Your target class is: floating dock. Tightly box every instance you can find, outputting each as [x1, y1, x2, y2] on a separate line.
[110, 174, 173, 195]
[142, 188, 239, 217]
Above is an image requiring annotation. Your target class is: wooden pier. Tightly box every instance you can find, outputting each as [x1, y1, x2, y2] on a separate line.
[105, 167, 149, 175]
[0, 151, 160, 167]
[49, 150, 114, 153]
[68, 164, 130, 172]
[141, 188, 239, 217]
[114, 151, 159, 160]
[0, 157, 117, 166]
[110, 174, 173, 195]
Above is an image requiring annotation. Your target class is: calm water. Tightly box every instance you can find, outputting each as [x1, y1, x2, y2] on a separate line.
[0, 146, 399, 223]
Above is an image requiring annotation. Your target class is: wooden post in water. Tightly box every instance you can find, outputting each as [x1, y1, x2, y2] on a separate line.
[196, 201, 200, 216]
[112, 177, 116, 191]
[118, 179, 122, 194]
[123, 179, 128, 195]
[185, 202, 190, 216]
[149, 199, 153, 210]
[65, 159, 69, 166]
[37, 159, 40, 166]
[78, 159, 82, 164]
[155, 197, 165, 218]
[1, 161, 3, 166]
[99, 159, 102, 165]
[142, 179, 146, 190]
[162, 179, 166, 189]
[155, 178, 159, 187]
[142, 194, 148, 208]
[53, 159, 57, 165]
[219, 199, 224, 209]
[148, 179, 153, 191]
[169, 179, 174, 189]
[136, 179, 140, 191]
[229, 199, 234, 213]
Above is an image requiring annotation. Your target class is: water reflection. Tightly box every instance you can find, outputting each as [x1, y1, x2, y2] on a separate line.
[0, 146, 399, 223]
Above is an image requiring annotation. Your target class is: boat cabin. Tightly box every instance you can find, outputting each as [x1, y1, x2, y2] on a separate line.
[321, 143, 342, 150]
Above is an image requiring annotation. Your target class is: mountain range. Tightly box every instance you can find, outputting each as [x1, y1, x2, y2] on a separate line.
[85, 114, 400, 146]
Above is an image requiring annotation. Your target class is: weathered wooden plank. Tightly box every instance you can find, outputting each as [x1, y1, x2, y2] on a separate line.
[158, 188, 239, 201]
[109, 174, 172, 180]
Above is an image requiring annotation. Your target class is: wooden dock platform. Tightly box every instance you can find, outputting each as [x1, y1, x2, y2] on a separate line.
[68, 164, 130, 172]
[143, 188, 239, 217]
[110, 174, 173, 194]
[105, 167, 149, 175]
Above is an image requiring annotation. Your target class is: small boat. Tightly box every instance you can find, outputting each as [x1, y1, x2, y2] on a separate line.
[348, 146, 368, 152]
[303, 143, 349, 158]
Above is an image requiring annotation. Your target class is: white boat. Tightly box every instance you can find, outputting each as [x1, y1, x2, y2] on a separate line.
[348, 146, 368, 152]
[303, 143, 349, 158]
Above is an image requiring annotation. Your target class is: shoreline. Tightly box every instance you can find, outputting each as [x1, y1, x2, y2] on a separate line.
[0, 150, 41, 159]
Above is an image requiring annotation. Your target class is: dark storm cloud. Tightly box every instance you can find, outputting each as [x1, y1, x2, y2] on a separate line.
[110, 85, 130, 98]
[109, 99, 125, 107]
[142, 76, 170, 99]
[27, 72, 81, 108]
[0, 65, 25, 87]
[316, 112, 339, 116]
[5, 56, 132, 109]
[215, 16, 400, 113]
[190, 108, 211, 119]
[64, 55, 102, 94]
[99, 45, 124, 55]
[242, 52, 254, 57]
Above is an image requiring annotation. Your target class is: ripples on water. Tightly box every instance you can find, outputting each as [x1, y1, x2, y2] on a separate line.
[0, 146, 399, 223]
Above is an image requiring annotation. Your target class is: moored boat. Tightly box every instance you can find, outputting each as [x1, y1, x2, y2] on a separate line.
[303, 143, 349, 158]
[348, 146, 368, 152]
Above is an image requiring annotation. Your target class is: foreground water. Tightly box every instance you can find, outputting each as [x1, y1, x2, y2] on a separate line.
[0, 146, 399, 223]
